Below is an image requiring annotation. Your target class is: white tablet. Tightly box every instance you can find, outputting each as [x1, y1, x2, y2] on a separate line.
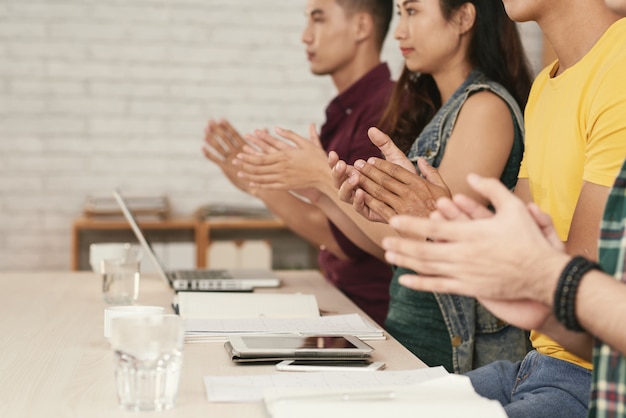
[225, 335, 373, 360]
[276, 359, 385, 372]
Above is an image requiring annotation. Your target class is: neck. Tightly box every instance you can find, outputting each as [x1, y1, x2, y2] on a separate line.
[538, 2, 620, 75]
[330, 46, 382, 94]
[432, 59, 473, 104]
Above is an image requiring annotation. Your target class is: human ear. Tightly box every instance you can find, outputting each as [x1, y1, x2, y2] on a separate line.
[454, 2, 476, 35]
[354, 12, 374, 43]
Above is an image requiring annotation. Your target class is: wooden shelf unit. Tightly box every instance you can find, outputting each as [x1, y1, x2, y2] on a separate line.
[72, 216, 316, 271]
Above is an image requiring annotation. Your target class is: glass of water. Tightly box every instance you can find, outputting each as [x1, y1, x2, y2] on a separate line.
[101, 257, 140, 305]
[110, 314, 185, 411]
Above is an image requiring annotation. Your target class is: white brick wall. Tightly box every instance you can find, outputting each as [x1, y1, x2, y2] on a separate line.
[0, 0, 543, 270]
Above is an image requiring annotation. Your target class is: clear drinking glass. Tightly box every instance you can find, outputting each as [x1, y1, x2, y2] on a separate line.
[101, 258, 140, 305]
[110, 314, 185, 411]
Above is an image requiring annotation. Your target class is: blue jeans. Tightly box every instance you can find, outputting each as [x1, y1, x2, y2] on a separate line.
[465, 350, 592, 418]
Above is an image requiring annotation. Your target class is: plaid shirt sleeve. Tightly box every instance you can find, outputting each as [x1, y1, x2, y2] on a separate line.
[589, 159, 626, 418]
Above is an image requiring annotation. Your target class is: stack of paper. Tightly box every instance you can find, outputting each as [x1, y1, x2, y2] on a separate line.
[185, 313, 385, 342]
[176, 292, 385, 342]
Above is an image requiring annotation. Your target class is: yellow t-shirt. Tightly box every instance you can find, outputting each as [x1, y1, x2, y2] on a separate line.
[519, 18, 626, 370]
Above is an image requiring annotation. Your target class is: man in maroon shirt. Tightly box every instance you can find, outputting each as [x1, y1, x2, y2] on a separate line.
[203, 0, 394, 325]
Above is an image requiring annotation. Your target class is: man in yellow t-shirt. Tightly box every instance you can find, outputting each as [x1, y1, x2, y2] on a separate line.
[519, 17, 626, 373]
[458, 3, 626, 418]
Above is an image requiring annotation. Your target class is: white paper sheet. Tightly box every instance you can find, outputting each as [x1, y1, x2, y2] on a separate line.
[177, 292, 320, 319]
[203, 367, 448, 402]
[264, 374, 507, 418]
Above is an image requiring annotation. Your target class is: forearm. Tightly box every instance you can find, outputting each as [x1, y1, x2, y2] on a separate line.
[535, 314, 594, 361]
[313, 193, 386, 260]
[530, 252, 626, 360]
[576, 270, 626, 356]
[256, 190, 347, 259]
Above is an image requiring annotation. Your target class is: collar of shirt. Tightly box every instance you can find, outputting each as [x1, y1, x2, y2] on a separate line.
[322, 63, 392, 138]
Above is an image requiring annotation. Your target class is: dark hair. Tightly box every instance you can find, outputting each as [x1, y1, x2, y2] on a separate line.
[337, 0, 394, 50]
[380, 0, 533, 153]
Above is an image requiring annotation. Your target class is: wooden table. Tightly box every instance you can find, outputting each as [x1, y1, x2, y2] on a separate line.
[0, 270, 426, 417]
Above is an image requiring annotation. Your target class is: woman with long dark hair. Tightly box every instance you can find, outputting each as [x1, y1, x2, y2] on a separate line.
[233, 0, 534, 373]
[342, 0, 536, 374]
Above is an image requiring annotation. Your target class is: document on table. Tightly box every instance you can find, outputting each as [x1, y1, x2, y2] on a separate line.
[263, 373, 507, 418]
[184, 313, 385, 342]
[176, 292, 320, 319]
[203, 367, 449, 403]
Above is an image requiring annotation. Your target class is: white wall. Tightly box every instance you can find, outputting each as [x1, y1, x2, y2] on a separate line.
[0, 0, 543, 270]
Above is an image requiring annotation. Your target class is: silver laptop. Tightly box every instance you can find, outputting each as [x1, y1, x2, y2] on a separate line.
[113, 190, 281, 292]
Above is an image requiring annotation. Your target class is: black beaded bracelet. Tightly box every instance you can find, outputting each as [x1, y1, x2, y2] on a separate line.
[553, 256, 601, 332]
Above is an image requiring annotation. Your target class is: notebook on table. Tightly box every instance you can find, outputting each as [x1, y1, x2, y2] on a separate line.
[113, 190, 281, 292]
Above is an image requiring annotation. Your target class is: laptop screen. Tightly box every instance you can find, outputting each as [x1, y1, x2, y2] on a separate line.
[112, 190, 172, 285]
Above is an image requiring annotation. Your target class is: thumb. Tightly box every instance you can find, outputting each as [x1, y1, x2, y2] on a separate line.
[466, 174, 513, 211]
[308, 123, 322, 148]
[367, 127, 403, 159]
[416, 158, 447, 188]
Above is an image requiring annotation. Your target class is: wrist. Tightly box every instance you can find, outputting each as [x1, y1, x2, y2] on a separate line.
[318, 177, 339, 199]
[552, 256, 602, 332]
[529, 251, 571, 307]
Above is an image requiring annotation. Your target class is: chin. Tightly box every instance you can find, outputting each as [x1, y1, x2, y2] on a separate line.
[309, 66, 330, 76]
[605, 0, 626, 15]
[501, 1, 538, 23]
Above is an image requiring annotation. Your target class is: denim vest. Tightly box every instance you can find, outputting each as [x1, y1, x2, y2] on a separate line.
[393, 70, 530, 374]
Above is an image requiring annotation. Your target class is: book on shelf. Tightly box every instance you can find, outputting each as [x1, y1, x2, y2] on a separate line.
[193, 203, 274, 220]
[84, 194, 170, 219]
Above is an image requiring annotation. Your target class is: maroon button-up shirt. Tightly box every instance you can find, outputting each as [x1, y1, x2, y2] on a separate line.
[317, 63, 395, 326]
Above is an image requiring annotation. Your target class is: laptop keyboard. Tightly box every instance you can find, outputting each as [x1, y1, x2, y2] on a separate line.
[172, 278, 252, 292]
[168, 269, 279, 292]
[172, 269, 232, 280]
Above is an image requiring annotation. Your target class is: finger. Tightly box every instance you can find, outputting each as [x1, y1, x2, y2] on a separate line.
[352, 189, 369, 218]
[234, 152, 282, 170]
[362, 157, 417, 184]
[202, 145, 226, 164]
[354, 159, 408, 200]
[527, 202, 553, 230]
[257, 129, 291, 151]
[417, 158, 448, 190]
[219, 119, 247, 148]
[397, 273, 469, 296]
[338, 172, 359, 203]
[275, 126, 309, 148]
[383, 237, 455, 275]
[388, 214, 476, 243]
[361, 190, 396, 222]
[332, 160, 349, 190]
[367, 127, 404, 160]
[527, 202, 563, 249]
[433, 197, 469, 221]
[235, 165, 282, 184]
[204, 120, 230, 157]
[308, 123, 322, 148]
[466, 174, 517, 212]
[244, 133, 282, 154]
[447, 194, 493, 220]
[328, 151, 340, 169]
